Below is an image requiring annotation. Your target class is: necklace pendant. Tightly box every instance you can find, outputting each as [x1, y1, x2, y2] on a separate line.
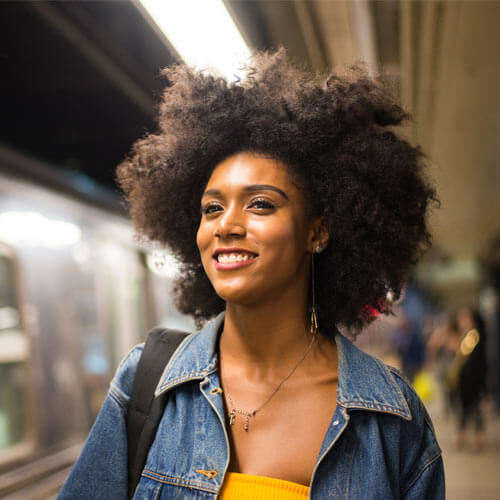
[244, 414, 250, 431]
[229, 409, 236, 426]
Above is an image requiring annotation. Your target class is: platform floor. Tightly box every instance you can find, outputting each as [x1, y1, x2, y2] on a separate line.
[428, 398, 500, 500]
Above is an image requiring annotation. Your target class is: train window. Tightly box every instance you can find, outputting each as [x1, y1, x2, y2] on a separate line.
[0, 254, 21, 331]
[0, 363, 27, 450]
[0, 247, 30, 454]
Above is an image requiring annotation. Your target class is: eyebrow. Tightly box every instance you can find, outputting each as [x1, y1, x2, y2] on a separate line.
[202, 184, 289, 201]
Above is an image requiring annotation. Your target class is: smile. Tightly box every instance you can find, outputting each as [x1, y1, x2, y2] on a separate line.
[213, 250, 258, 270]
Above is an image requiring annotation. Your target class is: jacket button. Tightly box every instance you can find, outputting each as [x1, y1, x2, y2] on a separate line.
[333, 420, 339, 426]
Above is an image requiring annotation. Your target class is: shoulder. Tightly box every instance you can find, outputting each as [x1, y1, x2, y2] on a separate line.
[386, 365, 437, 433]
[383, 364, 443, 493]
[364, 357, 443, 494]
[336, 333, 441, 456]
[110, 343, 144, 401]
[110, 326, 198, 402]
[336, 333, 434, 426]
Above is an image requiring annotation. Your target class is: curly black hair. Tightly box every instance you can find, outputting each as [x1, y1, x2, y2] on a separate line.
[116, 48, 438, 335]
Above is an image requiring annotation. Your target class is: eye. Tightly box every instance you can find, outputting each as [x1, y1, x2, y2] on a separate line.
[248, 198, 275, 210]
[201, 202, 223, 215]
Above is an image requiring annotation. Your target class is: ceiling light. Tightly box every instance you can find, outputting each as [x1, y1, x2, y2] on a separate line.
[0, 211, 81, 248]
[137, 0, 251, 82]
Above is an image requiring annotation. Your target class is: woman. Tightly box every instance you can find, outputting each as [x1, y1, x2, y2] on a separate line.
[60, 49, 444, 499]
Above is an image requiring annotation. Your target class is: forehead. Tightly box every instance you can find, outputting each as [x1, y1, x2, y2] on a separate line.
[205, 153, 298, 193]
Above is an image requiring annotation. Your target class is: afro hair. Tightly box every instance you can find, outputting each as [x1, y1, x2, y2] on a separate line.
[116, 48, 438, 336]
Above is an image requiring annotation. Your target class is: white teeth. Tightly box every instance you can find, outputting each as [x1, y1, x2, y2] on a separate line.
[217, 252, 254, 264]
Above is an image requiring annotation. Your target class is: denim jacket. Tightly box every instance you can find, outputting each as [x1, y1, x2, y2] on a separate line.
[59, 312, 444, 499]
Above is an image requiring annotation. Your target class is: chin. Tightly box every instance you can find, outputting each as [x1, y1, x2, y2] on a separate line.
[212, 283, 259, 306]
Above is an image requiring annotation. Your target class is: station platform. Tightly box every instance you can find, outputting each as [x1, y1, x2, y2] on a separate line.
[429, 400, 500, 499]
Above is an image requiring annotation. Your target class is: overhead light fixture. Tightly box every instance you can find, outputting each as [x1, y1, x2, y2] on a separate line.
[0, 211, 81, 248]
[137, 0, 251, 82]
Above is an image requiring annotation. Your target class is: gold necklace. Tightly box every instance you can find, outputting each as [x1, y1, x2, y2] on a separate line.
[221, 332, 317, 431]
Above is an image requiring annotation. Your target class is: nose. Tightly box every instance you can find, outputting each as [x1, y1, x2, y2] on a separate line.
[215, 204, 246, 239]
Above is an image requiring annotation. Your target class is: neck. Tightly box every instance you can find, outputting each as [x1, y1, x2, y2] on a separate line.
[220, 293, 313, 371]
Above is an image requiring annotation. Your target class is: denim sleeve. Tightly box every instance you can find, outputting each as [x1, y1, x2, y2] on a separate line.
[402, 453, 445, 500]
[58, 345, 144, 500]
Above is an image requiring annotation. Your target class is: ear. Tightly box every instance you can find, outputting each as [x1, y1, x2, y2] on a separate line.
[307, 216, 329, 253]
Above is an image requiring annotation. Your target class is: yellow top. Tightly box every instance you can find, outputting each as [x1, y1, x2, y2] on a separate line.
[219, 472, 309, 499]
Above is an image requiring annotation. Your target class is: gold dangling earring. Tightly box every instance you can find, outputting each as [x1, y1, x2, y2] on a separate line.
[310, 245, 322, 334]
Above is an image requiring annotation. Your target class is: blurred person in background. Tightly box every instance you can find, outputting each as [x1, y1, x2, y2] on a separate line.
[391, 310, 426, 383]
[427, 315, 461, 416]
[445, 307, 487, 451]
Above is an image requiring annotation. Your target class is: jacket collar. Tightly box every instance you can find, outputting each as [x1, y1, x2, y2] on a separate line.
[334, 332, 411, 420]
[156, 312, 411, 420]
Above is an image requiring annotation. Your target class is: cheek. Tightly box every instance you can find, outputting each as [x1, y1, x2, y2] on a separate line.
[196, 223, 210, 256]
[254, 217, 306, 257]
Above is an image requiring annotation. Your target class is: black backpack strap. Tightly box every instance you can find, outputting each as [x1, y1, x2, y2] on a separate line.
[127, 327, 189, 499]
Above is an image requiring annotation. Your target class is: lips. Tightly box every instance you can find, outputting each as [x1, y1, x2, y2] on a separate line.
[212, 248, 258, 270]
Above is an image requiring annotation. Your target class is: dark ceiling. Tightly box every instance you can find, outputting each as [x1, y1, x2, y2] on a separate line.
[1, 1, 176, 190]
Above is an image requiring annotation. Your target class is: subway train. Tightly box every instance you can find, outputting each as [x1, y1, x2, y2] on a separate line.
[0, 146, 194, 499]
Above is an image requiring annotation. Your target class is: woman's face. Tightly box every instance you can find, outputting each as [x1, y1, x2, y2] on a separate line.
[196, 153, 321, 306]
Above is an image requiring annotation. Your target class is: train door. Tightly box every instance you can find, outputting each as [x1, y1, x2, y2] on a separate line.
[0, 241, 34, 470]
[94, 239, 152, 385]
